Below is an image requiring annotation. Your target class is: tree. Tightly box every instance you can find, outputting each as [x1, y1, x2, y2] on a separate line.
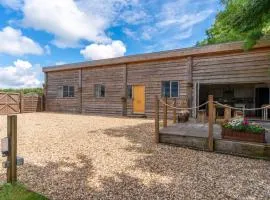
[199, 0, 270, 49]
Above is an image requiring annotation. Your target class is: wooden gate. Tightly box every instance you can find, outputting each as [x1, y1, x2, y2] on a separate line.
[0, 93, 20, 115]
[23, 93, 42, 113]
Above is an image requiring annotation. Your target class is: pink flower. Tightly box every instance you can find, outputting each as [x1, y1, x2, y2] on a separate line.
[243, 118, 249, 126]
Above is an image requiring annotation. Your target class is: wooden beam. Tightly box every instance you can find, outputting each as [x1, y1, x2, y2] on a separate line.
[78, 69, 82, 113]
[154, 96, 159, 143]
[208, 95, 214, 151]
[187, 56, 193, 108]
[187, 56, 193, 84]
[122, 65, 127, 116]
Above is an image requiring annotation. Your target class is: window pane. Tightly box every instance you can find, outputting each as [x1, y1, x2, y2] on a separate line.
[63, 86, 69, 97]
[127, 85, 132, 98]
[57, 86, 63, 98]
[95, 85, 100, 97]
[162, 81, 170, 97]
[100, 85, 105, 97]
[69, 86, 74, 97]
[171, 81, 179, 97]
[95, 84, 105, 97]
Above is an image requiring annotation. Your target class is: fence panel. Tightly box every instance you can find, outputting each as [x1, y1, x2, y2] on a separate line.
[0, 92, 42, 115]
[0, 93, 20, 115]
[23, 93, 42, 113]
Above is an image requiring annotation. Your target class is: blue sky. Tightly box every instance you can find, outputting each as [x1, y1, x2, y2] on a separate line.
[0, 0, 221, 88]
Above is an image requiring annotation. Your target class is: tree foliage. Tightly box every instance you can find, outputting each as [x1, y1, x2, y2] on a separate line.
[199, 0, 270, 49]
[0, 88, 43, 95]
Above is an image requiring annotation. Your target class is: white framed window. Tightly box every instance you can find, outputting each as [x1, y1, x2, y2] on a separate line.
[95, 84, 105, 97]
[57, 86, 74, 98]
[63, 86, 74, 97]
[161, 81, 179, 97]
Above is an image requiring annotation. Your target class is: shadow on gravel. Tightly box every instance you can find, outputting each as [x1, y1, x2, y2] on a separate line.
[102, 123, 270, 200]
[16, 122, 270, 200]
[19, 153, 192, 199]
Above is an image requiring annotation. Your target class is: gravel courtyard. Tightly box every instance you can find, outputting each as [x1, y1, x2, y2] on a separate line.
[0, 113, 269, 200]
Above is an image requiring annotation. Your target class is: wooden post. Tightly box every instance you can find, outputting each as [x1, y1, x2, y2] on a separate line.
[7, 116, 12, 183]
[40, 95, 43, 112]
[213, 104, 216, 123]
[154, 96, 159, 143]
[163, 97, 167, 128]
[173, 98, 177, 123]
[20, 92, 24, 113]
[7, 115, 17, 183]
[44, 72, 48, 111]
[208, 95, 214, 152]
[224, 106, 231, 121]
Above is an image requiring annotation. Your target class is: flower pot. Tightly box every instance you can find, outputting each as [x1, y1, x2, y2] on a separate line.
[177, 111, 189, 123]
[221, 128, 265, 143]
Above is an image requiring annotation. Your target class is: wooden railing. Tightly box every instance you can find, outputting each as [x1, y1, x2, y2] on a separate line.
[154, 95, 215, 151]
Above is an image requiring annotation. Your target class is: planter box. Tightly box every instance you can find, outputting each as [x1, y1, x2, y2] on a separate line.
[222, 128, 265, 143]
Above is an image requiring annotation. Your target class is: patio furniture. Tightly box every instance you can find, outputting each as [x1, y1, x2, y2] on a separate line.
[262, 104, 270, 120]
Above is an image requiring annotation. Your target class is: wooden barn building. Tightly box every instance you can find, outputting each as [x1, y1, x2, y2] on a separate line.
[43, 41, 270, 118]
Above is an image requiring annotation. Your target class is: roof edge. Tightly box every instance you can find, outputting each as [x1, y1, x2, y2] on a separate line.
[43, 40, 270, 72]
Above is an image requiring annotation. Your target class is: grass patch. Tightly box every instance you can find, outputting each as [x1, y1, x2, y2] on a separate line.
[0, 183, 48, 200]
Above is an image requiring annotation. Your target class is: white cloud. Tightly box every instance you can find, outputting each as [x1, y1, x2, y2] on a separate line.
[44, 45, 51, 55]
[20, 0, 139, 48]
[0, 60, 41, 88]
[122, 0, 217, 51]
[55, 61, 66, 66]
[0, 26, 43, 56]
[157, 10, 214, 29]
[0, 0, 22, 10]
[22, 0, 110, 48]
[1, 0, 218, 54]
[141, 26, 158, 40]
[120, 9, 149, 25]
[122, 28, 138, 40]
[80, 40, 126, 60]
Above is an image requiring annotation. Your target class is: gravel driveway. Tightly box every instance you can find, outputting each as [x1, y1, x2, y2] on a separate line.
[0, 113, 269, 200]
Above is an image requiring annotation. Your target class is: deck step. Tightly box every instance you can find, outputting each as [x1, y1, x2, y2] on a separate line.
[128, 114, 147, 118]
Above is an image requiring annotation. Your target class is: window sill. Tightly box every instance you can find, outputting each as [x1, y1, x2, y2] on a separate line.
[161, 97, 179, 99]
[95, 97, 105, 99]
[57, 97, 76, 99]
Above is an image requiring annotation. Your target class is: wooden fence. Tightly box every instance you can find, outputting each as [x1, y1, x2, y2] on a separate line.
[0, 92, 43, 115]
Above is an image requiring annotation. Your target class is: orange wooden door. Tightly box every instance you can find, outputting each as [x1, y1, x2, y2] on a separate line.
[133, 86, 145, 113]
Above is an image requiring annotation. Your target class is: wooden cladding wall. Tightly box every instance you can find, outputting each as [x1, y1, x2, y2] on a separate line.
[44, 46, 270, 118]
[82, 65, 125, 115]
[126, 58, 189, 118]
[46, 70, 81, 113]
[192, 49, 270, 84]
[0, 93, 20, 115]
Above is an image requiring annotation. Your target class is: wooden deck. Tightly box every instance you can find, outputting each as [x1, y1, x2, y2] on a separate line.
[159, 121, 270, 160]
